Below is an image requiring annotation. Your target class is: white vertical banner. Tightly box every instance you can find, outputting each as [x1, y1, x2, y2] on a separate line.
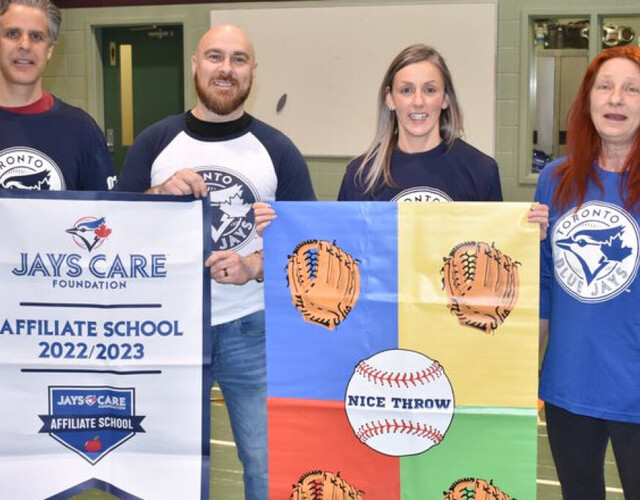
[0, 191, 211, 500]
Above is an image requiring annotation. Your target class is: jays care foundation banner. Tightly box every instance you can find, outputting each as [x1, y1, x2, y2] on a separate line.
[265, 202, 539, 500]
[0, 191, 211, 500]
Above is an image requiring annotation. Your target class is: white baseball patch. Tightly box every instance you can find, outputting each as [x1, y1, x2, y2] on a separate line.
[391, 186, 452, 202]
[344, 349, 454, 457]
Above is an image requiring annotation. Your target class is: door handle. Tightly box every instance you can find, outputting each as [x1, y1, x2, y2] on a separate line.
[558, 130, 567, 145]
[106, 128, 115, 153]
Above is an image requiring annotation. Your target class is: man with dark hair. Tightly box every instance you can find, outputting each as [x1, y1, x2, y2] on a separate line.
[117, 24, 315, 500]
[0, 0, 114, 190]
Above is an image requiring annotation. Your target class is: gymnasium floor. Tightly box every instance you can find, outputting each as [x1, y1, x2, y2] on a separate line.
[68, 386, 624, 499]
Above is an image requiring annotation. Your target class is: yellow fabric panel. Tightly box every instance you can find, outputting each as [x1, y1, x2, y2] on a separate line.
[398, 202, 539, 408]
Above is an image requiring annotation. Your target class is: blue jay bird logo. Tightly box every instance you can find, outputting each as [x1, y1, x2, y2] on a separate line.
[0, 168, 51, 190]
[0, 147, 66, 190]
[552, 201, 640, 302]
[193, 167, 257, 251]
[66, 216, 112, 252]
[208, 184, 253, 241]
[556, 226, 632, 285]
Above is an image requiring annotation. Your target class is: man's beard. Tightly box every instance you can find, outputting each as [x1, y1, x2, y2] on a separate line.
[195, 74, 251, 116]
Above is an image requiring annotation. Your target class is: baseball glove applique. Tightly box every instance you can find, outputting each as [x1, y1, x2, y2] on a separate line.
[290, 470, 364, 500]
[441, 241, 520, 334]
[286, 239, 360, 330]
[443, 477, 515, 500]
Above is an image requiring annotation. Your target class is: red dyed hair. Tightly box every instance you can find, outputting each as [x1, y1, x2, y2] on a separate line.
[553, 45, 640, 212]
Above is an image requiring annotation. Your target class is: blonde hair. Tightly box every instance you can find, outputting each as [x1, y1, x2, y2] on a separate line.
[355, 44, 464, 194]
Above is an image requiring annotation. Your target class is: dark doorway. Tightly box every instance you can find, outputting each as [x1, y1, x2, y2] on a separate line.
[100, 24, 184, 174]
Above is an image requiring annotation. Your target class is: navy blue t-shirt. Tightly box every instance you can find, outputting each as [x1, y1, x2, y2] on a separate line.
[0, 98, 114, 191]
[338, 139, 502, 202]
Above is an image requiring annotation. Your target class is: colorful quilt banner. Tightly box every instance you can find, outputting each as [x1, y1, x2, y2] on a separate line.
[265, 202, 539, 500]
[0, 190, 211, 500]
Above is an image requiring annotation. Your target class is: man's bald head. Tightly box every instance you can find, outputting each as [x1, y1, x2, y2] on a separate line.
[191, 24, 257, 121]
[195, 24, 255, 64]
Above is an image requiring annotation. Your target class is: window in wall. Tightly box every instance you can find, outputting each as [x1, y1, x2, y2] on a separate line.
[521, 10, 640, 185]
[529, 17, 588, 175]
[598, 15, 639, 51]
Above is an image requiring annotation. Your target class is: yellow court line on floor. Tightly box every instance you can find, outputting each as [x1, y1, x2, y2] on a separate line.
[537, 479, 622, 494]
[211, 439, 236, 447]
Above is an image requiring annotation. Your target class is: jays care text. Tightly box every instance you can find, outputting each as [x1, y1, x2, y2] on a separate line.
[11, 251, 167, 289]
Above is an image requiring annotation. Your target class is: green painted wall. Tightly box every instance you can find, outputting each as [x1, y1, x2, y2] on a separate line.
[44, 0, 640, 201]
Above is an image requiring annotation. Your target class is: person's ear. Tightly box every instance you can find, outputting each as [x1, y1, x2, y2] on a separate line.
[442, 94, 450, 110]
[191, 54, 198, 77]
[385, 88, 395, 111]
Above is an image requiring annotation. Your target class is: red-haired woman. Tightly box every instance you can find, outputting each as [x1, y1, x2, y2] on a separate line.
[535, 45, 640, 499]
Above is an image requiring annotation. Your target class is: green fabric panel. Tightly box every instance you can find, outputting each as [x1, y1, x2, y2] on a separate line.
[400, 408, 537, 499]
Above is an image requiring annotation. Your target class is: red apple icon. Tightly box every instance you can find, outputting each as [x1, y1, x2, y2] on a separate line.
[84, 436, 102, 453]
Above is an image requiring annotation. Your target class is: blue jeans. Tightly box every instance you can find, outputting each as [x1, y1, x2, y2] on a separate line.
[211, 310, 267, 500]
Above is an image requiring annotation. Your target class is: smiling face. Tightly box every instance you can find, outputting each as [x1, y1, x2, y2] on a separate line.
[0, 3, 53, 102]
[385, 60, 450, 153]
[191, 25, 256, 122]
[590, 57, 640, 151]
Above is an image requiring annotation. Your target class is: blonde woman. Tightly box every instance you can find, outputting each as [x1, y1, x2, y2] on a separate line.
[338, 44, 501, 202]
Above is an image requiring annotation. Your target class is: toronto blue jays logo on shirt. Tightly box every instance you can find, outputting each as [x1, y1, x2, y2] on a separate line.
[193, 167, 258, 251]
[0, 146, 65, 190]
[552, 201, 640, 302]
[66, 216, 112, 252]
[391, 187, 452, 202]
[39, 386, 145, 465]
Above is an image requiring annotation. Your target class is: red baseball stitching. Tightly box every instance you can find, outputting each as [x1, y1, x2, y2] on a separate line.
[354, 359, 443, 387]
[356, 418, 444, 444]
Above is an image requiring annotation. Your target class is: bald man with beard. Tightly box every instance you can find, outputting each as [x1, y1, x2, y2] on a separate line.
[117, 25, 316, 499]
